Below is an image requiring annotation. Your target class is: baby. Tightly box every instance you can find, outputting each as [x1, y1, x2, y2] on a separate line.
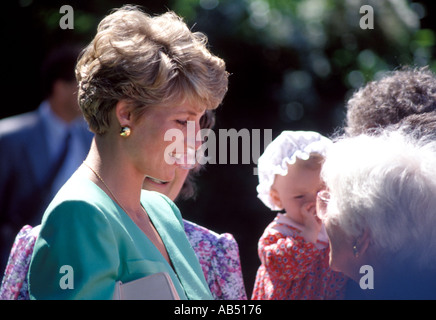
[252, 131, 347, 300]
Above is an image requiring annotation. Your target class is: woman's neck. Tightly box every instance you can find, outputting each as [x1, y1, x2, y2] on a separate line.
[82, 137, 144, 215]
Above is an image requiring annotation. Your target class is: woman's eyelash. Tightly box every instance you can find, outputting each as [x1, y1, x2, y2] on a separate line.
[176, 120, 188, 125]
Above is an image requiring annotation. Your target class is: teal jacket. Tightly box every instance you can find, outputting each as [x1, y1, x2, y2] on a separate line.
[28, 171, 212, 300]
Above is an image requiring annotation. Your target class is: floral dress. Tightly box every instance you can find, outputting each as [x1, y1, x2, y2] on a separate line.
[0, 225, 40, 299]
[251, 214, 347, 300]
[1, 221, 247, 300]
[183, 220, 247, 300]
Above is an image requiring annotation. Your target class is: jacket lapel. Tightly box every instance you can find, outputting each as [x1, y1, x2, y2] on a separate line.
[142, 192, 212, 300]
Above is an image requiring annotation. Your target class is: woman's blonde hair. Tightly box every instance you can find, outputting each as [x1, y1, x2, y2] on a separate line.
[76, 5, 228, 135]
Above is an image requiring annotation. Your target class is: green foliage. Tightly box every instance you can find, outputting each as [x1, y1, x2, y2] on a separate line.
[170, 0, 435, 130]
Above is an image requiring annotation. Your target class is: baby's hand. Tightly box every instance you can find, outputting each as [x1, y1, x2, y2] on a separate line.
[300, 203, 322, 244]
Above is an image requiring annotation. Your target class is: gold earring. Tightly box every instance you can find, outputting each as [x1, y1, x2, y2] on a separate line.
[120, 126, 131, 137]
[352, 244, 359, 258]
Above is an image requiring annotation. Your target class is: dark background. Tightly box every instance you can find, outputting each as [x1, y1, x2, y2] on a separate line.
[2, 0, 436, 296]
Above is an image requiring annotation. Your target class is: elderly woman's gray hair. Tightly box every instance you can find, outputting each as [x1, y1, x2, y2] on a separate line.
[321, 129, 436, 271]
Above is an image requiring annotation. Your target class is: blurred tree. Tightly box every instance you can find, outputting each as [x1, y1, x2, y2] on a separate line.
[0, 0, 170, 119]
[170, 0, 434, 134]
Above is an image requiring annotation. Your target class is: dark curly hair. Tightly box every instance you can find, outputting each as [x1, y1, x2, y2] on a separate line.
[394, 112, 436, 141]
[345, 66, 436, 136]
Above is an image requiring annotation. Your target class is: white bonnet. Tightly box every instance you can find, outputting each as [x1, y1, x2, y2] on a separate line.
[256, 130, 332, 211]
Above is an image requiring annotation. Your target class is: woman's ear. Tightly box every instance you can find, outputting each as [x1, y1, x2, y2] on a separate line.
[353, 229, 371, 258]
[270, 187, 283, 210]
[115, 100, 133, 127]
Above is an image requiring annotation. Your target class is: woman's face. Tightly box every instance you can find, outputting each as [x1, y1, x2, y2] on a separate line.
[127, 99, 204, 186]
[324, 216, 363, 282]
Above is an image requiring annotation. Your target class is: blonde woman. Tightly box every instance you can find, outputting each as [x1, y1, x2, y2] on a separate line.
[28, 5, 228, 299]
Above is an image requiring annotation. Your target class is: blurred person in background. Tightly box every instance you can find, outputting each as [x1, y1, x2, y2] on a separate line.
[0, 45, 93, 273]
[344, 66, 436, 137]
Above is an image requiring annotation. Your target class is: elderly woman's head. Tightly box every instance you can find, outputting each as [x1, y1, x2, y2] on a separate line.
[319, 130, 436, 289]
[76, 5, 228, 135]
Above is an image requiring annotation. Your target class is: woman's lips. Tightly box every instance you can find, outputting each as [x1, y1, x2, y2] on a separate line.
[145, 176, 169, 185]
[168, 147, 196, 170]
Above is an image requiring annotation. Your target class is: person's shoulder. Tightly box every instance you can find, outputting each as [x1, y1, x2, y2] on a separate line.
[184, 219, 239, 253]
[0, 111, 40, 138]
[42, 172, 114, 224]
[39, 188, 118, 247]
[0, 111, 42, 154]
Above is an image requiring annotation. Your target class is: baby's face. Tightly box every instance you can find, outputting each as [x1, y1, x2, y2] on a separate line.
[271, 160, 324, 225]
